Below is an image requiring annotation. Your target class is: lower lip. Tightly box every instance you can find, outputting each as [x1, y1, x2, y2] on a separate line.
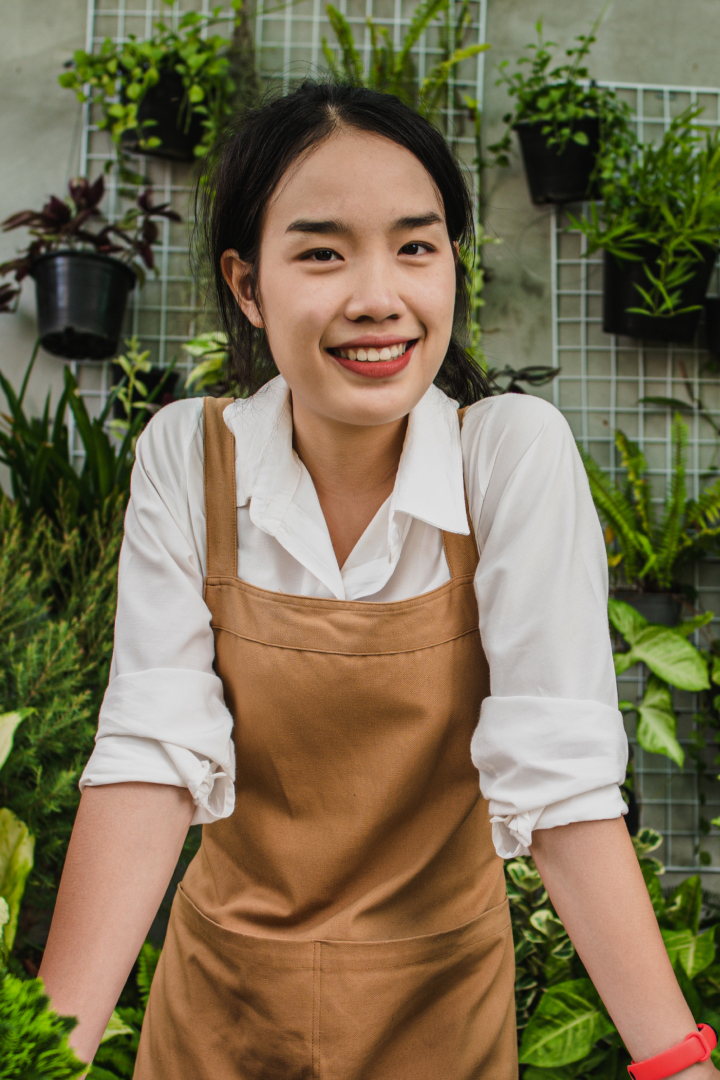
[330, 341, 416, 379]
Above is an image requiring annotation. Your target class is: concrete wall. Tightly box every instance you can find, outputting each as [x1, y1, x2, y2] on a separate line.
[0, 0, 87, 476]
[481, 0, 720, 378]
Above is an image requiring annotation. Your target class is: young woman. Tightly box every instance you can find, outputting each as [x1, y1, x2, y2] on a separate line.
[40, 82, 718, 1080]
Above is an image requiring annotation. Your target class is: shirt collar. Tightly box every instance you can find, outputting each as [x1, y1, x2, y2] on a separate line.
[223, 375, 469, 580]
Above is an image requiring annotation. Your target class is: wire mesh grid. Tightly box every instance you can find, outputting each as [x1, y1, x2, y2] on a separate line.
[551, 82, 720, 872]
[71, 0, 487, 447]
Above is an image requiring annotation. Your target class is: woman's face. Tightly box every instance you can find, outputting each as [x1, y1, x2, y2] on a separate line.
[223, 129, 458, 429]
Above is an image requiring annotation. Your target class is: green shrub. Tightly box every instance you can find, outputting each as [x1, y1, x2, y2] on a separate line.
[0, 969, 86, 1079]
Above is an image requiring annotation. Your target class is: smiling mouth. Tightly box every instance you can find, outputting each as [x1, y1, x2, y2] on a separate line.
[327, 340, 415, 363]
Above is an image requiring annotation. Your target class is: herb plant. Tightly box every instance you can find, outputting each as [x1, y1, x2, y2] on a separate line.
[580, 414, 720, 593]
[59, 1, 242, 180]
[0, 177, 181, 303]
[321, 0, 488, 130]
[487, 14, 629, 166]
[574, 108, 720, 319]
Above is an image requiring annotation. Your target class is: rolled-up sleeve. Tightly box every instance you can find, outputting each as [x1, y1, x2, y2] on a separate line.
[80, 399, 235, 825]
[462, 394, 628, 858]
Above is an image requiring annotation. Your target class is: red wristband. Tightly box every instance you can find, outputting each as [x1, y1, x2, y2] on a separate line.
[628, 1024, 717, 1079]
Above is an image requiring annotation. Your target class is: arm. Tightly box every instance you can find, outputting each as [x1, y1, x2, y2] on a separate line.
[531, 818, 719, 1079]
[39, 782, 194, 1066]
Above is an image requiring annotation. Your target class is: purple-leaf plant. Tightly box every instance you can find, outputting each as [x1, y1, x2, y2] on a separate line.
[0, 176, 182, 307]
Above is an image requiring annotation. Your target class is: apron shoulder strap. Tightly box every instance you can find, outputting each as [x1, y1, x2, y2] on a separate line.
[441, 405, 480, 580]
[203, 396, 237, 578]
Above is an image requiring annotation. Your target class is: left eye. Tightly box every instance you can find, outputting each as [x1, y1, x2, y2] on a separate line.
[400, 242, 432, 256]
[306, 249, 339, 262]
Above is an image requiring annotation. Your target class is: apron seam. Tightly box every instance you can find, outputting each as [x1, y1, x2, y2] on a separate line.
[207, 623, 480, 655]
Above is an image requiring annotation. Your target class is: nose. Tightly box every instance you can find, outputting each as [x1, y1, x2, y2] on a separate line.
[343, 253, 406, 324]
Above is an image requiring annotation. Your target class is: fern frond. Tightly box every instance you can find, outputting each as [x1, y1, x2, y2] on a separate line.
[324, 5, 363, 83]
[614, 429, 653, 534]
[395, 0, 447, 73]
[578, 447, 647, 584]
[655, 413, 689, 589]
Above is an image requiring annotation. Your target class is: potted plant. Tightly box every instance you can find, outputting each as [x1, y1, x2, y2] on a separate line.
[579, 414, 720, 625]
[487, 16, 630, 205]
[574, 108, 720, 343]
[0, 177, 181, 361]
[59, 1, 242, 178]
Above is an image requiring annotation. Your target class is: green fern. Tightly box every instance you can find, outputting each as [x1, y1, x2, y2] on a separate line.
[0, 970, 86, 1079]
[136, 942, 161, 1009]
[654, 414, 689, 589]
[581, 413, 719, 591]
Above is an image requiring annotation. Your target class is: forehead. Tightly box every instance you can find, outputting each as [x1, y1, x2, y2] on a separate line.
[267, 129, 445, 230]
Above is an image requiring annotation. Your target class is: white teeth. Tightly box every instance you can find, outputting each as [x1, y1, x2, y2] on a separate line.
[357, 348, 367, 361]
[389, 345, 399, 358]
[379, 347, 391, 360]
[347, 349, 357, 361]
[334, 342, 412, 362]
[367, 347, 380, 362]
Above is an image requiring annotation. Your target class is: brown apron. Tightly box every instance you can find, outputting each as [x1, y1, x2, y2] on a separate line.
[134, 397, 517, 1080]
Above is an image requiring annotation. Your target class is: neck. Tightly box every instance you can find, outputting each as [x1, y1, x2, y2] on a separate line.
[290, 395, 408, 568]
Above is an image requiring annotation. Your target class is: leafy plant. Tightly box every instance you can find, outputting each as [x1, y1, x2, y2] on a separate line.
[580, 414, 720, 593]
[573, 108, 720, 319]
[610, 598, 710, 768]
[0, 711, 34, 963]
[59, 1, 243, 180]
[512, 830, 720, 1078]
[0, 970, 87, 1080]
[109, 337, 176, 446]
[0, 340, 170, 529]
[321, 0, 488, 130]
[0, 178, 181, 300]
[487, 12, 630, 165]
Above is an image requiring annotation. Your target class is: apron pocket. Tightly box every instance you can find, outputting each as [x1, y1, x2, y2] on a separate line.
[135, 888, 516, 1080]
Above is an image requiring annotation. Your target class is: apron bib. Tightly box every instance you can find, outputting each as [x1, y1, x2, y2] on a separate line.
[134, 397, 517, 1080]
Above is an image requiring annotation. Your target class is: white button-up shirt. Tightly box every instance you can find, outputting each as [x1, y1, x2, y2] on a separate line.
[80, 376, 628, 858]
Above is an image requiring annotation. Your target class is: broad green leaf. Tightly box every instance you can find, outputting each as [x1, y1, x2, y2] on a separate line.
[629, 625, 710, 690]
[636, 676, 684, 767]
[666, 874, 703, 935]
[519, 979, 615, 1067]
[0, 897, 8, 930]
[632, 827, 664, 858]
[662, 925, 716, 978]
[572, 129, 589, 145]
[712, 655, 720, 686]
[101, 1009, 135, 1043]
[0, 807, 35, 953]
[614, 652, 637, 676]
[0, 710, 32, 772]
[608, 598, 647, 643]
[676, 612, 713, 638]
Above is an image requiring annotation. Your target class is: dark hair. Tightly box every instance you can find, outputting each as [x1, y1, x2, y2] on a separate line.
[197, 80, 490, 405]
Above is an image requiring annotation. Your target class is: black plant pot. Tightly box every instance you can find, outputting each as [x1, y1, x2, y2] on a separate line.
[122, 68, 204, 163]
[111, 363, 180, 422]
[613, 590, 682, 627]
[704, 297, 720, 357]
[515, 117, 600, 205]
[29, 251, 136, 361]
[603, 246, 718, 344]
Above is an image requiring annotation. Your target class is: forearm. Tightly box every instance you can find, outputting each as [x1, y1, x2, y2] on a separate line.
[531, 817, 716, 1080]
[39, 782, 195, 1067]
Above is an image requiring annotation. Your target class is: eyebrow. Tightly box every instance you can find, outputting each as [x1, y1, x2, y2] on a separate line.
[285, 211, 444, 235]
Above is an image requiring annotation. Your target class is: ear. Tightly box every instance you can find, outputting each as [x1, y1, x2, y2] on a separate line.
[221, 249, 263, 329]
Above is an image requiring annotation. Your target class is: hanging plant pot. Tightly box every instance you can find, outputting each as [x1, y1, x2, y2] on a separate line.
[514, 117, 600, 205]
[121, 68, 204, 163]
[603, 245, 718, 344]
[110, 363, 180, 422]
[704, 297, 720, 357]
[613, 590, 682, 627]
[29, 251, 136, 361]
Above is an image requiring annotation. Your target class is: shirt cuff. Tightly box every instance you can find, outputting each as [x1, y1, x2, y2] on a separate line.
[80, 667, 237, 824]
[490, 784, 628, 859]
[472, 695, 628, 859]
